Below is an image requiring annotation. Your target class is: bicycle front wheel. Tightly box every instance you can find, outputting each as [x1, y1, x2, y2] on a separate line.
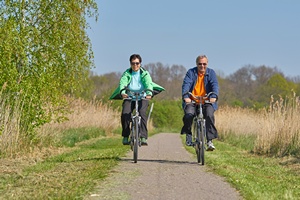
[196, 121, 201, 163]
[199, 121, 206, 165]
[133, 117, 139, 163]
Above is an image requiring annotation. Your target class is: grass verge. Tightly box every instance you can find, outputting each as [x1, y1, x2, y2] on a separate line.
[0, 129, 128, 199]
[2, 129, 299, 200]
[0, 127, 161, 200]
[183, 136, 300, 200]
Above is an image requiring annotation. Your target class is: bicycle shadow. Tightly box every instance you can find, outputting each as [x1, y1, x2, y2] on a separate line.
[120, 158, 201, 165]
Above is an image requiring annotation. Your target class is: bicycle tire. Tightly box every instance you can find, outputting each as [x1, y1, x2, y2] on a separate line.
[192, 119, 197, 144]
[129, 121, 134, 151]
[196, 121, 202, 163]
[133, 117, 139, 163]
[200, 120, 206, 165]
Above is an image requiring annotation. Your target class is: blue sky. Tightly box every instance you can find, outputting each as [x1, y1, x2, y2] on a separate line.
[87, 0, 300, 77]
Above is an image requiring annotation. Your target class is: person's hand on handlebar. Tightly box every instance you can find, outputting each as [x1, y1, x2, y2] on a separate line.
[209, 98, 217, 103]
[121, 93, 129, 99]
[121, 93, 152, 99]
[184, 98, 192, 103]
[184, 97, 217, 103]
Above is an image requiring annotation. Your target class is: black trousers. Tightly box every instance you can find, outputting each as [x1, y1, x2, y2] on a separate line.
[121, 99, 149, 138]
[181, 103, 218, 141]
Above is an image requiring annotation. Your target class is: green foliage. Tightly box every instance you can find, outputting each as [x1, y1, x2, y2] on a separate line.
[231, 99, 244, 107]
[151, 99, 182, 131]
[0, 1, 98, 148]
[266, 74, 291, 96]
[258, 73, 296, 104]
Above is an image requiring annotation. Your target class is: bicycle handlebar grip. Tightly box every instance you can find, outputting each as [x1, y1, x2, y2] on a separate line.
[182, 91, 218, 102]
[206, 92, 218, 102]
[120, 87, 153, 98]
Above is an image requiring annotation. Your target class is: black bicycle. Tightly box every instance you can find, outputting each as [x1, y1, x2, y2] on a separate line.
[120, 87, 152, 163]
[185, 92, 218, 165]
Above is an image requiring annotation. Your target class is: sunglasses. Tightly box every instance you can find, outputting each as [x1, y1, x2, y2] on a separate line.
[131, 62, 140, 65]
[198, 63, 207, 66]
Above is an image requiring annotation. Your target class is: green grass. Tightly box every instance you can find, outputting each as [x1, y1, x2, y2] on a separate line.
[183, 135, 300, 200]
[218, 132, 257, 152]
[0, 128, 128, 199]
[58, 127, 107, 147]
[1, 128, 299, 199]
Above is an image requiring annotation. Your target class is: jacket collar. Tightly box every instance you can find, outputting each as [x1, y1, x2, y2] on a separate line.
[194, 66, 209, 76]
[129, 67, 145, 74]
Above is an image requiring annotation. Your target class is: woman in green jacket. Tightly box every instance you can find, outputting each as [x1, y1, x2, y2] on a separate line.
[110, 54, 164, 145]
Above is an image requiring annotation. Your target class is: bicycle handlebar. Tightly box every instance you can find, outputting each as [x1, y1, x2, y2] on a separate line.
[183, 91, 218, 103]
[120, 87, 153, 99]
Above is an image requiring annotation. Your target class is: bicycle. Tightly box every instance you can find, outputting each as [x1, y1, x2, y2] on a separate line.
[120, 87, 152, 163]
[184, 92, 218, 165]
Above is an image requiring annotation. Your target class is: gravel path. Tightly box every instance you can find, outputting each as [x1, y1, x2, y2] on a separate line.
[86, 133, 242, 200]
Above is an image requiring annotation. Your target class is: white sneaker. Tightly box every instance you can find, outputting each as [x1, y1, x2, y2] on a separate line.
[185, 134, 193, 146]
[207, 140, 215, 151]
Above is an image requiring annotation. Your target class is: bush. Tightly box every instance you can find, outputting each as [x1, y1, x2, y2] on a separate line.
[150, 99, 183, 132]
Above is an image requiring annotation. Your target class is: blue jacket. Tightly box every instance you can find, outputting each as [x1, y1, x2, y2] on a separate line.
[182, 67, 219, 110]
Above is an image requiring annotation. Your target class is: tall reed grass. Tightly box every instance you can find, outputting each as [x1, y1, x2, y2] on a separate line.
[256, 94, 300, 156]
[38, 98, 121, 145]
[0, 83, 26, 157]
[216, 93, 300, 157]
[2, 88, 299, 158]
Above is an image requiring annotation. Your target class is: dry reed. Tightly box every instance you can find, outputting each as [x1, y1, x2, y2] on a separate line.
[216, 93, 300, 156]
[0, 83, 25, 157]
[39, 98, 121, 138]
[216, 105, 264, 136]
[0, 100, 22, 156]
[256, 94, 300, 155]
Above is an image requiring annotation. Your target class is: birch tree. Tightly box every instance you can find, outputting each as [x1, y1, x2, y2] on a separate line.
[0, 0, 98, 141]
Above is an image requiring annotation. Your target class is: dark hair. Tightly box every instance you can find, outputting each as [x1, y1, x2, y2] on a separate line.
[129, 54, 142, 63]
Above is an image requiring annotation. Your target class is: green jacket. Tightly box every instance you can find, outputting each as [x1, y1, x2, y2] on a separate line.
[109, 67, 165, 100]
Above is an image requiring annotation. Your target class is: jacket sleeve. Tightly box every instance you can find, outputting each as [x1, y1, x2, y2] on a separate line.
[182, 69, 194, 99]
[119, 70, 131, 94]
[109, 69, 130, 100]
[142, 71, 154, 96]
[208, 69, 219, 98]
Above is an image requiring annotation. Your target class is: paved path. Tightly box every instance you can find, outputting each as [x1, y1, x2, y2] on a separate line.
[86, 133, 242, 200]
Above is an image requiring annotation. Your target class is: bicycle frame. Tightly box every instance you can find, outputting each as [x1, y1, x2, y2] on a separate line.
[185, 92, 218, 165]
[192, 96, 206, 165]
[120, 87, 152, 163]
[130, 93, 142, 163]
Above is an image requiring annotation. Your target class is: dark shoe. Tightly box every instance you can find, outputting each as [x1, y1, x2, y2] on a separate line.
[207, 140, 215, 151]
[122, 137, 130, 145]
[186, 134, 193, 146]
[141, 137, 148, 146]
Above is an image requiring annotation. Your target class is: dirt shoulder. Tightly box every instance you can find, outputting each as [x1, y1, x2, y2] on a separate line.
[85, 133, 242, 200]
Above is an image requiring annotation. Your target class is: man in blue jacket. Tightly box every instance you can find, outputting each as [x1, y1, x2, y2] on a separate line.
[181, 55, 219, 150]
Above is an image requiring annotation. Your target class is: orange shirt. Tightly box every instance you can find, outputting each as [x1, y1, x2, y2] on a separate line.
[192, 72, 206, 103]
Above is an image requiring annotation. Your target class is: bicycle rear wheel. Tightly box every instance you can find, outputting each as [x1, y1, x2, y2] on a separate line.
[133, 118, 139, 163]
